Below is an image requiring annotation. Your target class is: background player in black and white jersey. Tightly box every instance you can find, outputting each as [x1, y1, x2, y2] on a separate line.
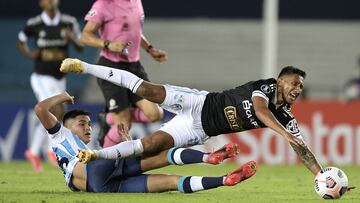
[34, 91, 257, 193]
[16, 0, 83, 172]
[60, 58, 323, 176]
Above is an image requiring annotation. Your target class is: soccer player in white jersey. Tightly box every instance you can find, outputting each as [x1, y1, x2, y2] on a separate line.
[60, 58, 326, 178]
[34, 91, 257, 192]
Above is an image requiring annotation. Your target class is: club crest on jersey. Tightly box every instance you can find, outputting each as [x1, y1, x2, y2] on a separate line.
[260, 84, 271, 94]
[286, 119, 300, 135]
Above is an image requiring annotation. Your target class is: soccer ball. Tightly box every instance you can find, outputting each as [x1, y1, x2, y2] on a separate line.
[314, 167, 348, 199]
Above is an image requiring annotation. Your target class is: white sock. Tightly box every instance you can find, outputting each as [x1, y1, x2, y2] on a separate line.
[82, 62, 143, 93]
[96, 139, 144, 160]
[30, 124, 47, 155]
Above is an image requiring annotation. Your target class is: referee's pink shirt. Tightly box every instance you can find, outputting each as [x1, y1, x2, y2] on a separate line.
[85, 0, 144, 63]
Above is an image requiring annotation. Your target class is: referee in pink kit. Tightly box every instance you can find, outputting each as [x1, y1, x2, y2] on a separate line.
[81, 0, 166, 147]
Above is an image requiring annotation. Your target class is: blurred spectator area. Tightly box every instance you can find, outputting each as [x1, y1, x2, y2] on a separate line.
[1, 0, 360, 103]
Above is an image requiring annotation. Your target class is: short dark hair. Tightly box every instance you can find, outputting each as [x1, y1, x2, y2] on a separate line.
[278, 66, 306, 79]
[62, 109, 90, 124]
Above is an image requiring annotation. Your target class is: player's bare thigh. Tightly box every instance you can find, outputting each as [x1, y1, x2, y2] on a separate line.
[72, 162, 87, 191]
[140, 130, 174, 157]
[136, 81, 166, 104]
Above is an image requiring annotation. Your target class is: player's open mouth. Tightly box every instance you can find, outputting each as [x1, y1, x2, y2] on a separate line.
[289, 93, 298, 101]
[85, 132, 91, 137]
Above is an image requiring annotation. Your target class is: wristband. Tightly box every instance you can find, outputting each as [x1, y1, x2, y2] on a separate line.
[104, 40, 111, 49]
[146, 45, 154, 53]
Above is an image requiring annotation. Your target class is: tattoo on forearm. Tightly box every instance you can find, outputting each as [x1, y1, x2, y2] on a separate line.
[290, 142, 320, 174]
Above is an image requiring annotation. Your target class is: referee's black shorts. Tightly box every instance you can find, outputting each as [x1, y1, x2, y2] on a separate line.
[96, 56, 150, 113]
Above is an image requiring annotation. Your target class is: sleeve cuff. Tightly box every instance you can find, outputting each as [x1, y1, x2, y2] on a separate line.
[252, 90, 269, 102]
[47, 122, 61, 134]
[18, 31, 28, 42]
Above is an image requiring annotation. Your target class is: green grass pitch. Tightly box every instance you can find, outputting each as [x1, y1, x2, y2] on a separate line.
[0, 161, 359, 203]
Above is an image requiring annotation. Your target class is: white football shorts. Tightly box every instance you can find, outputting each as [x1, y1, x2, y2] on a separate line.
[30, 73, 66, 102]
[159, 84, 210, 147]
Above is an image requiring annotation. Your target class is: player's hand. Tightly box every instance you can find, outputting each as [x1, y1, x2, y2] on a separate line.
[61, 91, 74, 104]
[76, 149, 98, 164]
[347, 186, 356, 191]
[26, 49, 40, 60]
[108, 41, 127, 53]
[117, 123, 132, 141]
[63, 28, 76, 42]
[148, 48, 167, 63]
[285, 132, 304, 147]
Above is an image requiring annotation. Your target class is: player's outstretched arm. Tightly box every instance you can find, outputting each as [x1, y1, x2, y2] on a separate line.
[34, 92, 74, 129]
[252, 96, 303, 147]
[289, 141, 322, 175]
[141, 34, 167, 63]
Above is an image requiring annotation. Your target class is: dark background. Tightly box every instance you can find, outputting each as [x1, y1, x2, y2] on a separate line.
[0, 0, 359, 19]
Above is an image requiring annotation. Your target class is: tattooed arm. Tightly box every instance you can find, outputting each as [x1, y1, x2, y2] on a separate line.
[289, 141, 322, 175]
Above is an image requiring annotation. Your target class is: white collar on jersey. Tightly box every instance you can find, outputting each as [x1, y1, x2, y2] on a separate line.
[41, 10, 61, 26]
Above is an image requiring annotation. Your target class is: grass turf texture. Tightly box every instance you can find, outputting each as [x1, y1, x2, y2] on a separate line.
[0, 161, 359, 203]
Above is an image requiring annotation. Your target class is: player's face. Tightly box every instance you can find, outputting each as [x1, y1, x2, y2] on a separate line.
[68, 115, 92, 144]
[40, 0, 59, 11]
[278, 74, 304, 105]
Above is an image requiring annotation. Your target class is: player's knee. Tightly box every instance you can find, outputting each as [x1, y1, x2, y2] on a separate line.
[141, 133, 170, 156]
[141, 137, 158, 156]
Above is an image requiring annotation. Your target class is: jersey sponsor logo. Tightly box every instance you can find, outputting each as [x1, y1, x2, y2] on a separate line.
[37, 38, 67, 47]
[260, 84, 271, 94]
[87, 10, 97, 17]
[40, 48, 67, 61]
[242, 100, 260, 128]
[286, 119, 300, 135]
[224, 106, 242, 131]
